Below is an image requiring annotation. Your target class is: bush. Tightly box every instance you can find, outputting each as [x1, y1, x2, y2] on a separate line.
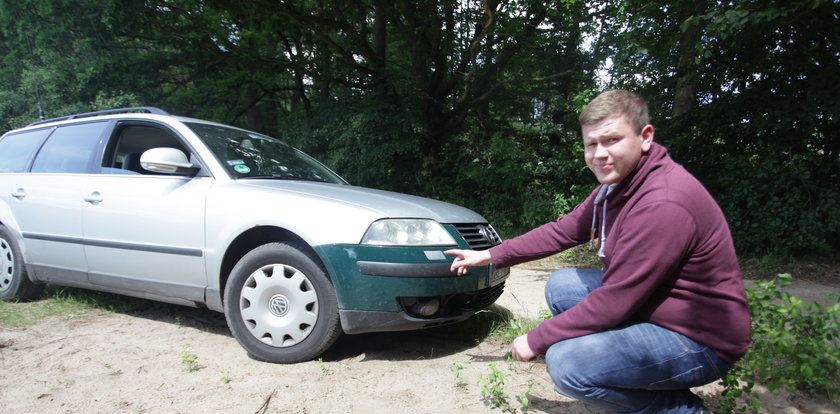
[710, 154, 840, 257]
[719, 273, 840, 412]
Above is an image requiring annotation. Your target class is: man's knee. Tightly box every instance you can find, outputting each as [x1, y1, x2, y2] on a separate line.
[544, 338, 601, 395]
[544, 268, 603, 314]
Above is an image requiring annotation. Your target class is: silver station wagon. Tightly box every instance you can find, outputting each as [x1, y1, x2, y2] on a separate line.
[0, 107, 508, 363]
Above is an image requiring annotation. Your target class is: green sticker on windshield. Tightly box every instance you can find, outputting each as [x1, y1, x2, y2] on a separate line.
[234, 164, 251, 174]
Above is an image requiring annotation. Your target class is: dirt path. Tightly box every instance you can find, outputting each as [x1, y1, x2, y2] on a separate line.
[0, 268, 837, 413]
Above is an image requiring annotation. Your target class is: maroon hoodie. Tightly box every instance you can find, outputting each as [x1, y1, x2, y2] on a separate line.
[489, 142, 751, 363]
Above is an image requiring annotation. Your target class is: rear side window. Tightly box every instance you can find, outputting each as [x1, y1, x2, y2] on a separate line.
[31, 122, 108, 173]
[0, 129, 51, 172]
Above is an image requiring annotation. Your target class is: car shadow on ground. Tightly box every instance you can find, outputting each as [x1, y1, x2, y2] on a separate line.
[318, 304, 517, 362]
[116, 293, 517, 362]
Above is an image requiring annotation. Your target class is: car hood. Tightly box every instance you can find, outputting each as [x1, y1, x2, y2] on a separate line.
[238, 180, 486, 223]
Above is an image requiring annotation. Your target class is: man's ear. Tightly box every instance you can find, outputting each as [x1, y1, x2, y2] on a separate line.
[640, 124, 654, 152]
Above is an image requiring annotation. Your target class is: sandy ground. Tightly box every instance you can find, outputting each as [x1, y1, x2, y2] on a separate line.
[0, 267, 837, 414]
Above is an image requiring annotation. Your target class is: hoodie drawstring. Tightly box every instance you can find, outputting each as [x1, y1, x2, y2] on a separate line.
[589, 184, 616, 257]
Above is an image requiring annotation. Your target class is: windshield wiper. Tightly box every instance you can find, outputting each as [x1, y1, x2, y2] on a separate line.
[240, 174, 301, 180]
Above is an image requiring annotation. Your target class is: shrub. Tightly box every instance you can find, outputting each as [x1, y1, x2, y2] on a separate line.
[719, 273, 840, 412]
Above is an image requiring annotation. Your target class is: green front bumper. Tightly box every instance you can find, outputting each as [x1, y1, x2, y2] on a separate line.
[313, 243, 509, 334]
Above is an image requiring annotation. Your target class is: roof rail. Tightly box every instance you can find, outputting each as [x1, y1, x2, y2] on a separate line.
[27, 107, 170, 127]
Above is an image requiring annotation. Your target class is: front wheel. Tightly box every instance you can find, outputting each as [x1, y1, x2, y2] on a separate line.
[224, 242, 341, 363]
[0, 225, 43, 301]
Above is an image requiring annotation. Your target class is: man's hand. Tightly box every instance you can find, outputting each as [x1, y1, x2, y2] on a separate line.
[511, 334, 537, 362]
[444, 249, 492, 275]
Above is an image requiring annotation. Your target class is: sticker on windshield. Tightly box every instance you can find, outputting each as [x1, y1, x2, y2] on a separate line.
[234, 164, 251, 174]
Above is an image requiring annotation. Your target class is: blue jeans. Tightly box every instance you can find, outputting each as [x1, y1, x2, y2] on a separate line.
[542, 268, 731, 414]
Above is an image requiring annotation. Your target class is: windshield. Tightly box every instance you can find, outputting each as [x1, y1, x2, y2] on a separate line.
[186, 122, 347, 184]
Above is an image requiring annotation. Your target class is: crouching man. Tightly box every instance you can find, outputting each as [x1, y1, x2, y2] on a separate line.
[447, 90, 751, 413]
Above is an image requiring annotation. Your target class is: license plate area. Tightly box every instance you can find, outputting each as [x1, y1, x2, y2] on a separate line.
[486, 266, 509, 288]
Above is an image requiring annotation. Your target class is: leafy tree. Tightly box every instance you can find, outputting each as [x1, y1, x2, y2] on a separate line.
[0, 0, 167, 127]
[1, 0, 836, 254]
[595, 0, 840, 255]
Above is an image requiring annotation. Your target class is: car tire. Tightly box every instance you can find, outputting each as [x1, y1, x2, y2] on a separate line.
[0, 225, 44, 301]
[224, 242, 341, 363]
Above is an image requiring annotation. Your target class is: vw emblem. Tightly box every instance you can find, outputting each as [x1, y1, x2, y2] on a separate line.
[479, 224, 500, 244]
[268, 294, 290, 316]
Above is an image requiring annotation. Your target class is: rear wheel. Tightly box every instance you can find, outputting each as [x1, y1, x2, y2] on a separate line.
[0, 225, 43, 301]
[224, 242, 341, 363]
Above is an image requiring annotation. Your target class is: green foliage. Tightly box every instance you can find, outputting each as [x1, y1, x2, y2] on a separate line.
[477, 361, 534, 413]
[317, 357, 329, 374]
[719, 274, 840, 412]
[485, 308, 553, 343]
[425, 115, 593, 238]
[0, 0, 836, 259]
[517, 378, 537, 411]
[479, 362, 512, 411]
[711, 154, 840, 256]
[180, 345, 201, 372]
[487, 313, 543, 343]
[90, 92, 142, 112]
[103, 363, 123, 376]
[282, 95, 424, 193]
[450, 361, 469, 389]
[0, 0, 597, 240]
[599, 0, 840, 257]
[452, 357, 535, 413]
[0, 0, 156, 129]
[0, 286, 147, 327]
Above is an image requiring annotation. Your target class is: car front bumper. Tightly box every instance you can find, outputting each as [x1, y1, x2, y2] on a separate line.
[315, 242, 509, 334]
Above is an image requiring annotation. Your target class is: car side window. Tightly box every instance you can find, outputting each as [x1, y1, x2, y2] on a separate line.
[31, 122, 108, 173]
[0, 129, 51, 172]
[104, 124, 190, 175]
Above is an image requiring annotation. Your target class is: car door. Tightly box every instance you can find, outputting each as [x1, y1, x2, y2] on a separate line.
[8, 121, 109, 283]
[82, 122, 210, 303]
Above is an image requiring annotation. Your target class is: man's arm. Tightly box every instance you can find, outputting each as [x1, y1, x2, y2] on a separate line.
[489, 190, 599, 268]
[444, 249, 492, 275]
[525, 201, 696, 355]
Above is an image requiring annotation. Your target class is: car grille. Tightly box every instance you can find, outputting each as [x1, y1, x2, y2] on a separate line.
[452, 223, 503, 250]
[400, 282, 507, 319]
[463, 282, 506, 310]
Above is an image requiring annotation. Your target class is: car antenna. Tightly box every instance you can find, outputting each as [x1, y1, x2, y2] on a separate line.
[36, 91, 45, 121]
[26, 35, 46, 120]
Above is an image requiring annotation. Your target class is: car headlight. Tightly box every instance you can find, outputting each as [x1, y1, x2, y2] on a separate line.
[361, 219, 457, 246]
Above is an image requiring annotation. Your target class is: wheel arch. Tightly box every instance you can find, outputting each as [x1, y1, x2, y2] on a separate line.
[0, 221, 44, 300]
[0, 218, 39, 283]
[217, 226, 328, 308]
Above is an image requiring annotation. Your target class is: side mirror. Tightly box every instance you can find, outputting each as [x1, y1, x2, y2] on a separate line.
[140, 147, 200, 175]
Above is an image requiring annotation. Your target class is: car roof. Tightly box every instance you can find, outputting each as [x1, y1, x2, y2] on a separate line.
[5, 107, 246, 137]
[26, 107, 170, 127]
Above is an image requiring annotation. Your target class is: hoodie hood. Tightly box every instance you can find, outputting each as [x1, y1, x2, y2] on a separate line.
[589, 142, 672, 256]
[610, 141, 672, 203]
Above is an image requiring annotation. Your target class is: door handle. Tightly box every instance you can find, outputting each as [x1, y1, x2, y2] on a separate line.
[84, 192, 104, 205]
[10, 188, 25, 200]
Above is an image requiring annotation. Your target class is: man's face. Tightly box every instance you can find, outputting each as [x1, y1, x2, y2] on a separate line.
[582, 114, 654, 185]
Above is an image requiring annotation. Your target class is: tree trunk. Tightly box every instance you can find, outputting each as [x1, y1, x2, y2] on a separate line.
[672, 0, 706, 118]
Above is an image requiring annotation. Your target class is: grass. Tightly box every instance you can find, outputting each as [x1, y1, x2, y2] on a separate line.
[180, 345, 201, 372]
[0, 286, 149, 328]
[484, 308, 552, 343]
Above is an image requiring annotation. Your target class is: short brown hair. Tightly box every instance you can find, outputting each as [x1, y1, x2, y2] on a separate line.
[579, 90, 650, 134]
